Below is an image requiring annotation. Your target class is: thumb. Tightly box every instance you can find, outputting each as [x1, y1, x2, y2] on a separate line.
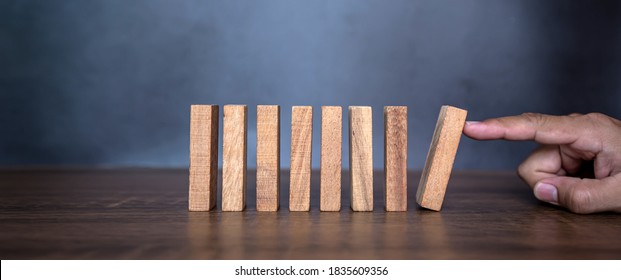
[534, 175, 621, 214]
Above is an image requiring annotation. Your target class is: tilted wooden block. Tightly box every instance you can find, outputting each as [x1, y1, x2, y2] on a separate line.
[416, 105, 467, 211]
[290, 106, 313, 211]
[256, 105, 280, 211]
[349, 106, 373, 211]
[189, 105, 219, 211]
[320, 106, 342, 212]
[384, 106, 408, 212]
[222, 105, 248, 211]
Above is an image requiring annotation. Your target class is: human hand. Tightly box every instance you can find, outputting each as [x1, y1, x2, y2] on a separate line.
[463, 113, 621, 214]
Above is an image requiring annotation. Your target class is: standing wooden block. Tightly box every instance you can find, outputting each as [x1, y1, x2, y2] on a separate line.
[349, 106, 373, 211]
[222, 105, 248, 211]
[290, 106, 313, 211]
[320, 106, 342, 211]
[256, 105, 280, 211]
[416, 105, 467, 211]
[189, 105, 219, 211]
[384, 106, 408, 212]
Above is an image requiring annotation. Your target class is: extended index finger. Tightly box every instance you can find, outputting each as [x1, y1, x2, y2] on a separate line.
[463, 113, 582, 145]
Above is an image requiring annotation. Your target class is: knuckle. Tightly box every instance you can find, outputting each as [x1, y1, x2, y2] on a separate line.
[583, 112, 609, 124]
[581, 113, 621, 138]
[566, 188, 596, 214]
[520, 113, 549, 133]
[520, 112, 546, 125]
[516, 158, 541, 188]
[517, 161, 529, 179]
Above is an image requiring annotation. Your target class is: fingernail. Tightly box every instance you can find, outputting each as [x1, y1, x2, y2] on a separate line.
[465, 121, 481, 126]
[534, 183, 559, 205]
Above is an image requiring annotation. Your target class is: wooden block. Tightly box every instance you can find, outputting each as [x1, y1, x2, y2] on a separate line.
[256, 105, 280, 211]
[320, 106, 342, 211]
[349, 106, 373, 211]
[384, 106, 408, 211]
[290, 106, 313, 211]
[188, 105, 219, 211]
[222, 105, 248, 211]
[416, 105, 467, 211]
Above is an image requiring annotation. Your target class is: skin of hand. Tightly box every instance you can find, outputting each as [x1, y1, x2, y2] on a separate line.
[463, 113, 621, 214]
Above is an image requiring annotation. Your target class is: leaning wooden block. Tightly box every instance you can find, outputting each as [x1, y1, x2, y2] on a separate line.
[349, 106, 373, 211]
[384, 106, 408, 212]
[256, 105, 280, 211]
[416, 105, 467, 211]
[290, 106, 313, 211]
[320, 106, 342, 212]
[222, 105, 248, 211]
[189, 105, 219, 211]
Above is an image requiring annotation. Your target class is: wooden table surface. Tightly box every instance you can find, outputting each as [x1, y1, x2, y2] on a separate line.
[1, 168, 620, 260]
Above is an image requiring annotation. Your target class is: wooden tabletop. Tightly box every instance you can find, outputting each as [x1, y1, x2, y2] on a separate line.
[1, 168, 620, 260]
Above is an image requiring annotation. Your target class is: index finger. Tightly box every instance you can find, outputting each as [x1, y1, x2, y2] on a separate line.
[463, 113, 582, 145]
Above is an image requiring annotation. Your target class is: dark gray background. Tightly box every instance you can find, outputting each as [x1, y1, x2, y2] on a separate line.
[1, 0, 620, 169]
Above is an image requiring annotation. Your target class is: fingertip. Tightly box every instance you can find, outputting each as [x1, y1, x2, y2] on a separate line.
[463, 120, 503, 140]
[463, 121, 483, 136]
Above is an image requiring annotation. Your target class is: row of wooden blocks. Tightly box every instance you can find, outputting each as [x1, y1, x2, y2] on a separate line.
[189, 105, 467, 212]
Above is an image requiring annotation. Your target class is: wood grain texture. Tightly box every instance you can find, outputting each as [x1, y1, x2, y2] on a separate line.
[290, 106, 313, 211]
[349, 106, 373, 211]
[3, 168, 621, 259]
[416, 105, 467, 211]
[256, 105, 280, 211]
[3, 168, 621, 260]
[384, 106, 407, 211]
[189, 105, 219, 211]
[320, 106, 342, 211]
[222, 105, 248, 211]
